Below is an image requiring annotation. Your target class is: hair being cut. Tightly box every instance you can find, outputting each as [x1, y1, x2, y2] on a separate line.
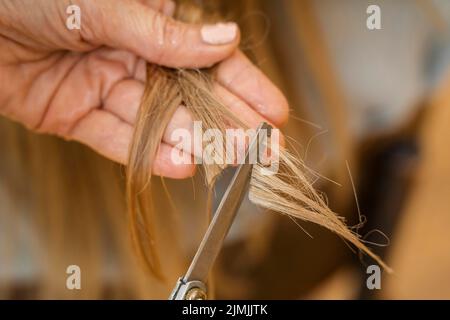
[125, 1, 392, 280]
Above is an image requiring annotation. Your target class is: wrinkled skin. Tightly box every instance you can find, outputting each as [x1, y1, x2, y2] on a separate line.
[0, 0, 288, 178]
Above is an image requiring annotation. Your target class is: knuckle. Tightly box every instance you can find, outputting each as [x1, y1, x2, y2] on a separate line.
[153, 15, 188, 64]
[161, 17, 182, 47]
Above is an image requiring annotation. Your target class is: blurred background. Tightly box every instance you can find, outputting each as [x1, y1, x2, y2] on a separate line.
[1, 0, 450, 299]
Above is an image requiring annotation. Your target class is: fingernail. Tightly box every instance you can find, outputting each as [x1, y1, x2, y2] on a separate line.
[201, 22, 238, 45]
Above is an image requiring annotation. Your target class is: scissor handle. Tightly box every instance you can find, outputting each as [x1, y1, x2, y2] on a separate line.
[169, 278, 207, 300]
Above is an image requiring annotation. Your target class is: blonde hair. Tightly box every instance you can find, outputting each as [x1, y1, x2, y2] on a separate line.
[126, 1, 391, 280]
[0, 0, 390, 300]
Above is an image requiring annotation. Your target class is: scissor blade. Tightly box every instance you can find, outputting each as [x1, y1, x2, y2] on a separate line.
[183, 122, 272, 284]
[183, 162, 252, 283]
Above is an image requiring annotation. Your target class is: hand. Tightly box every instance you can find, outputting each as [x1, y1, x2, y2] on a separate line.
[0, 0, 289, 178]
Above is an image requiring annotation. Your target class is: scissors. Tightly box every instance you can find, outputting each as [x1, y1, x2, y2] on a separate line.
[169, 122, 273, 300]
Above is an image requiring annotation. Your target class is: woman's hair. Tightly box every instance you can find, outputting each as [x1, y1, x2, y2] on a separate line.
[126, 1, 391, 280]
[0, 0, 390, 299]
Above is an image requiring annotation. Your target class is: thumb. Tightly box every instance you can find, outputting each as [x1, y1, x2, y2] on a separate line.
[81, 0, 240, 68]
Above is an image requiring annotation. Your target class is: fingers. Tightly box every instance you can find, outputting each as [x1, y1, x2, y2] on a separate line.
[81, 0, 240, 68]
[104, 78, 285, 157]
[104, 79, 144, 124]
[157, 86, 285, 158]
[216, 51, 289, 127]
[213, 84, 285, 146]
[153, 142, 195, 178]
[105, 86, 196, 155]
[68, 109, 195, 179]
[36, 48, 139, 135]
[162, 106, 194, 150]
[138, 0, 176, 16]
[102, 79, 194, 149]
[69, 110, 132, 164]
[214, 83, 272, 128]
[64, 73, 282, 176]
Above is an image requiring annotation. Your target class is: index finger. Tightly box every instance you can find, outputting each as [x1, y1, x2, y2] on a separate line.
[215, 50, 289, 127]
